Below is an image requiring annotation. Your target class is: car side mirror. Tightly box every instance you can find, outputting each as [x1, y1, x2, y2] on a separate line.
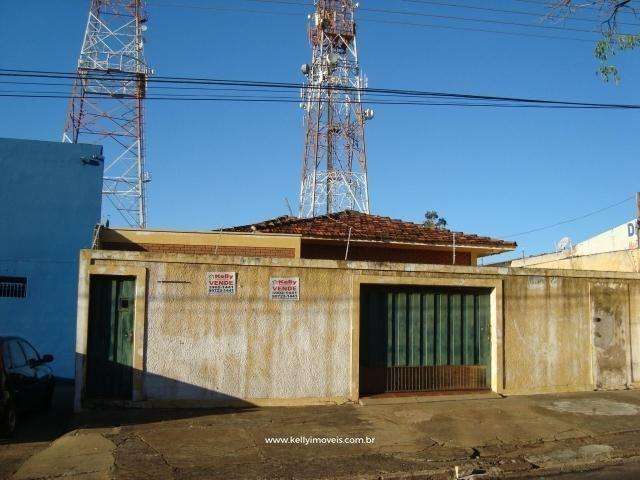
[42, 354, 54, 363]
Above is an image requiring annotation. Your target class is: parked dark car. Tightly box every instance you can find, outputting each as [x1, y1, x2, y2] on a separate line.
[0, 336, 54, 436]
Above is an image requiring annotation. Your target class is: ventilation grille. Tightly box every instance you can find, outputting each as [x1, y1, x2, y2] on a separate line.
[0, 277, 27, 298]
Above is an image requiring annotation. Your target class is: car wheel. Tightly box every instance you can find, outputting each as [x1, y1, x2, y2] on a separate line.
[1, 401, 16, 438]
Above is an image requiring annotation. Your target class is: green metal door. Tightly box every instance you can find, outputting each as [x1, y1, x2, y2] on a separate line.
[86, 276, 135, 399]
[360, 285, 491, 395]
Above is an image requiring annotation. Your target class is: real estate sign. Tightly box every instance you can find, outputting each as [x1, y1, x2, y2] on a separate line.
[269, 277, 299, 301]
[206, 272, 236, 295]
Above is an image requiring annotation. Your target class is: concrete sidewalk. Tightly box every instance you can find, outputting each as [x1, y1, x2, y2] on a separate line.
[9, 390, 640, 480]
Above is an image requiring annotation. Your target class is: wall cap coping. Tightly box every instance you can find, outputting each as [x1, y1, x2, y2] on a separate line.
[81, 249, 640, 281]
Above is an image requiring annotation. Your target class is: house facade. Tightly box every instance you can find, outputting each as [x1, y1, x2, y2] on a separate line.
[73, 213, 640, 409]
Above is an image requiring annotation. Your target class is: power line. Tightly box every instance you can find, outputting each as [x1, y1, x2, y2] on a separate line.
[361, 9, 599, 34]
[202, 0, 311, 6]
[361, 17, 595, 42]
[401, 0, 639, 27]
[2, 79, 594, 106]
[508, 0, 637, 16]
[145, 0, 600, 42]
[3, 69, 638, 109]
[0, 91, 629, 109]
[152, 0, 598, 33]
[154, 0, 638, 28]
[502, 195, 635, 239]
[148, 2, 301, 17]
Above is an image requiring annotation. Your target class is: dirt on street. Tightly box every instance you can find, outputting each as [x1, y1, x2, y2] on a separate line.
[6, 389, 640, 479]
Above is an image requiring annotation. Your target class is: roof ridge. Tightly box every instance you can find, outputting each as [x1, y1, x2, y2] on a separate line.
[221, 209, 517, 250]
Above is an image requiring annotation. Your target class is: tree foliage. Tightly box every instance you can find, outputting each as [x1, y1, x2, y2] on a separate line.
[550, 1, 640, 82]
[423, 210, 447, 229]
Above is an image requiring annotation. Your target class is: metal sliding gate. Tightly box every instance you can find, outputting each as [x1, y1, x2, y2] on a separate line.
[359, 285, 491, 395]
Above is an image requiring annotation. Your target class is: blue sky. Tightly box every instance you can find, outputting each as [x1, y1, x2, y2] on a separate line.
[1, 0, 639, 260]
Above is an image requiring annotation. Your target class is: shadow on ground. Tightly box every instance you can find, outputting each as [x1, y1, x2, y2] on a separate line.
[2, 381, 251, 447]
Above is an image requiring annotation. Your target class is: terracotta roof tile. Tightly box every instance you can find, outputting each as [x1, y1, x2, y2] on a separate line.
[225, 210, 516, 251]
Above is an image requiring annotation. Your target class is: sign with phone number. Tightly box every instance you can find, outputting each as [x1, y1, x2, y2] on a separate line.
[269, 277, 299, 301]
[206, 272, 236, 295]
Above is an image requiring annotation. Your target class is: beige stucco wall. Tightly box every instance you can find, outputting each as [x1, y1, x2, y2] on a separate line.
[511, 249, 640, 273]
[502, 275, 592, 393]
[144, 261, 352, 403]
[75, 250, 640, 409]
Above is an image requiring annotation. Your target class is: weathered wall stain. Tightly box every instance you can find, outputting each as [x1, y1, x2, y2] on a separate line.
[78, 251, 640, 403]
[503, 276, 591, 392]
[590, 282, 629, 390]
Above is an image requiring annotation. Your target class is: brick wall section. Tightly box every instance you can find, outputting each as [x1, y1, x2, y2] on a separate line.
[100, 241, 470, 265]
[301, 243, 472, 266]
[100, 242, 296, 259]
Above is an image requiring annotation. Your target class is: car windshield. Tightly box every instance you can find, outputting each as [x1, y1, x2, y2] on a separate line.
[1, 343, 10, 370]
[7, 340, 27, 369]
[19, 340, 39, 363]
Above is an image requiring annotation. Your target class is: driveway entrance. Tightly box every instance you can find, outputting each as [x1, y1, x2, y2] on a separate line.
[359, 285, 491, 395]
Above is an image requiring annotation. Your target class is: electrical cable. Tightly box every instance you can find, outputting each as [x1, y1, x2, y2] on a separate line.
[501, 195, 635, 238]
[0, 91, 629, 109]
[143, 0, 603, 42]
[150, 0, 600, 34]
[1, 69, 638, 109]
[361, 17, 596, 42]
[401, 0, 639, 26]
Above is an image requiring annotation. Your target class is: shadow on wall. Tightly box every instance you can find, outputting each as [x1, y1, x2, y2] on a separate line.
[2, 367, 258, 447]
[80, 352, 260, 408]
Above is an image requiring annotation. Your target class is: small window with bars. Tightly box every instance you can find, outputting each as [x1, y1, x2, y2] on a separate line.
[0, 277, 27, 298]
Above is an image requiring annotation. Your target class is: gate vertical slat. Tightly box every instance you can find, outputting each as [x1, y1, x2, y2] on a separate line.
[463, 295, 476, 365]
[408, 293, 420, 366]
[361, 286, 491, 395]
[424, 293, 436, 366]
[450, 294, 462, 365]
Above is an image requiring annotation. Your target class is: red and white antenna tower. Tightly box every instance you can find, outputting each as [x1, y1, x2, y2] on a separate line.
[63, 0, 153, 228]
[299, 0, 374, 218]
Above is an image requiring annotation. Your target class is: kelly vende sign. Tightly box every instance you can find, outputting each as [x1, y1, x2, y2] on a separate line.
[269, 277, 300, 301]
[206, 272, 236, 295]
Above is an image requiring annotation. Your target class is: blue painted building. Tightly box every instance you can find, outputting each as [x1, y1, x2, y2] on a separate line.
[0, 138, 103, 379]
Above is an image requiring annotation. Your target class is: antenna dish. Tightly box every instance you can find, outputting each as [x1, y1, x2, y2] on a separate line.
[556, 236, 572, 252]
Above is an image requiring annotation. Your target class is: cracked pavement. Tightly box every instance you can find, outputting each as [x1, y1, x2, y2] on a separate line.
[6, 389, 640, 479]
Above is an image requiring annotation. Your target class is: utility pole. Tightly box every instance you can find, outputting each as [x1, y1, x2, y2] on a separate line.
[635, 192, 640, 249]
[63, 0, 153, 228]
[299, 0, 374, 218]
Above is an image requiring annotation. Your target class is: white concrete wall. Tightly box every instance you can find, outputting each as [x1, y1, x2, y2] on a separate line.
[574, 220, 637, 256]
[511, 220, 639, 272]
